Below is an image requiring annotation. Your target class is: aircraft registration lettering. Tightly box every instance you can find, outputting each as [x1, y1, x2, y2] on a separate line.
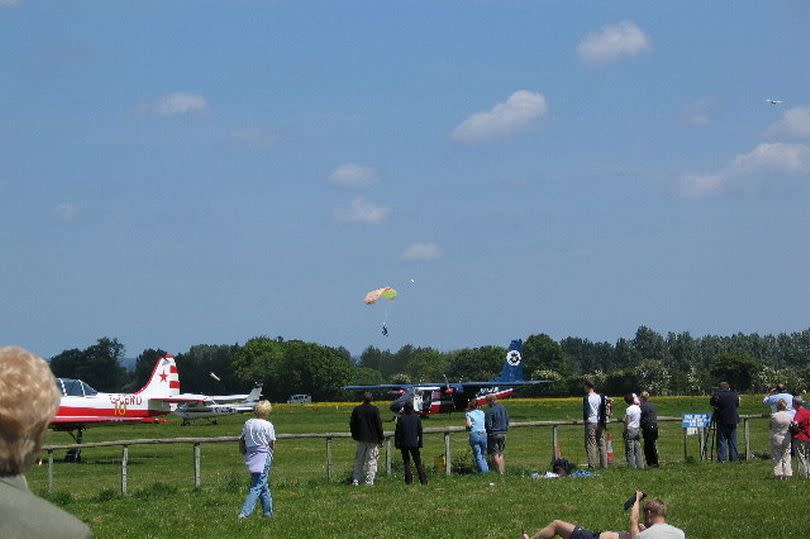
[110, 395, 143, 406]
[114, 402, 128, 416]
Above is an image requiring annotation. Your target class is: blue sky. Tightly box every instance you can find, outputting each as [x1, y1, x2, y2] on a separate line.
[2, 1, 810, 359]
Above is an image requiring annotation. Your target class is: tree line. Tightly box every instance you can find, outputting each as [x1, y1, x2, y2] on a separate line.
[47, 326, 810, 400]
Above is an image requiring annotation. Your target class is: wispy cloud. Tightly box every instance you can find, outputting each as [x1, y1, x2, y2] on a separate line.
[335, 197, 390, 224]
[228, 127, 278, 150]
[55, 202, 79, 220]
[328, 163, 379, 189]
[680, 97, 713, 126]
[766, 106, 810, 139]
[577, 21, 652, 66]
[680, 143, 810, 197]
[451, 90, 547, 144]
[0, 0, 20, 6]
[401, 242, 443, 261]
[138, 92, 209, 116]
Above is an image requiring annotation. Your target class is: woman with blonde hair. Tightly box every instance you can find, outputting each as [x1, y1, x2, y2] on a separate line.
[238, 400, 276, 518]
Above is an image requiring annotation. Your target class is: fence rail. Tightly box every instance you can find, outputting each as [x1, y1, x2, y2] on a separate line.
[41, 414, 769, 495]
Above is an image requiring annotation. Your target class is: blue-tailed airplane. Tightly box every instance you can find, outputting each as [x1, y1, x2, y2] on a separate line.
[342, 340, 548, 416]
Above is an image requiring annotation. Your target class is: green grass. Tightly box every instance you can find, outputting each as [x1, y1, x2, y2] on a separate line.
[27, 396, 797, 538]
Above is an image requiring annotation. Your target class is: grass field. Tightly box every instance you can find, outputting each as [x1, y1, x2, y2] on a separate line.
[28, 396, 801, 538]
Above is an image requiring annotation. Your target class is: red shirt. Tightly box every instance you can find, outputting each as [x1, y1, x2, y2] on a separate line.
[794, 407, 810, 443]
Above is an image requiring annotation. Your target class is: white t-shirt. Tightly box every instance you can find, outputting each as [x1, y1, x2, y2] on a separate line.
[625, 404, 641, 429]
[635, 523, 685, 539]
[586, 393, 602, 424]
[242, 418, 276, 452]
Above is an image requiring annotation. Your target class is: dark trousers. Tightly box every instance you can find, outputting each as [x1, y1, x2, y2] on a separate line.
[400, 447, 428, 485]
[717, 423, 739, 462]
[642, 427, 659, 467]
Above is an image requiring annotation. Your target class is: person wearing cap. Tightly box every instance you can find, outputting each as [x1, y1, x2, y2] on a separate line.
[0, 346, 91, 538]
[791, 396, 810, 479]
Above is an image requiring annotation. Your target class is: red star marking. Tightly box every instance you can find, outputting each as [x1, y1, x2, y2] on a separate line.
[160, 370, 168, 382]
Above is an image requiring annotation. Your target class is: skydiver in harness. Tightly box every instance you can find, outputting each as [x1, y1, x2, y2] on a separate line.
[381, 322, 388, 336]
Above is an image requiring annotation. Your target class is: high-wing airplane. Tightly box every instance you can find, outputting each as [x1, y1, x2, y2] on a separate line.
[766, 98, 784, 105]
[342, 340, 548, 417]
[174, 385, 263, 425]
[51, 355, 205, 460]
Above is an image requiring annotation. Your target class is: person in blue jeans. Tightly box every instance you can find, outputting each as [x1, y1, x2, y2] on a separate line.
[238, 400, 276, 519]
[710, 381, 740, 462]
[465, 399, 489, 473]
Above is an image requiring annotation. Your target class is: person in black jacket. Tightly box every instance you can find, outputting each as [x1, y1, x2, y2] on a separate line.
[710, 381, 741, 462]
[394, 400, 428, 485]
[349, 392, 385, 485]
[639, 391, 659, 467]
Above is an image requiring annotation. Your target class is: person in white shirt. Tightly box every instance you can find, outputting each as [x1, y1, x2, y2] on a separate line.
[238, 400, 276, 519]
[624, 393, 643, 469]
[583, 380, 610, 469]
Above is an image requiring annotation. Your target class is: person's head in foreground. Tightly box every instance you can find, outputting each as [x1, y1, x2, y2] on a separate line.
[0, 346, 61, 476]
[642, 498, 668, 527]
[253, 400, 272, 419]
[485, 394, 497, 406]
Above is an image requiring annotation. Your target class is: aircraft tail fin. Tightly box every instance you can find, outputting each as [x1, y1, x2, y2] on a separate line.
[135, 355, 180, 397]
[494, 339, 525, 383]
[242, 385, 263, 405]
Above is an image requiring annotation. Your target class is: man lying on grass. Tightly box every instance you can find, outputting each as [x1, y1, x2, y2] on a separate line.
[523, 491, 684, 539]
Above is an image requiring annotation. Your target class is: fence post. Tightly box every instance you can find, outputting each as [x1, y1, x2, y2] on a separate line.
[120, 445, 129, 496]
[552, 425, 559, 460]
[193, 443, 201, 490]
[443, 431, 451, 476]
[326, 437, 333, 481]
[682, 429, 688, 462]
[386, 437, 392, 476]
[47, 450, 54, 494]
[698, 428, 705, 460]
[744, 418, 751, 461]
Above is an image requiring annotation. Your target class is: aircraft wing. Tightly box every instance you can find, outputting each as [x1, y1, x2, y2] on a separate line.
[152, 393, 208, 403]
[51, 416, 167, 425]
[458, 380, 550, 388]
[205, 393, 250, 403]
[342, 384, 418, 391]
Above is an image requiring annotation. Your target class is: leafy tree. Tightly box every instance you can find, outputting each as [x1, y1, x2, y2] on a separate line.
[636, 359, 672, 395]
[406, 348, 449, 382]
[632, 326, 667, 362]
[232, 336, 286, 393]
[176, 344, 241, 393]
[522, 334, 567, 376]
[446, 346, 506, 382]
[49, 348, 83, 379]
[709, 350, 760, 392]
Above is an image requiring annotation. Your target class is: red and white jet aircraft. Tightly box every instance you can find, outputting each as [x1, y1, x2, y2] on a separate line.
[50, 355, 205, 458]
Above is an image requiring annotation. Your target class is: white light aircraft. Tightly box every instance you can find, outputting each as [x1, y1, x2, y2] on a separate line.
[174, 385, 263, 425]
[51, 355, 206, 460]
[766, 98, 784, 105]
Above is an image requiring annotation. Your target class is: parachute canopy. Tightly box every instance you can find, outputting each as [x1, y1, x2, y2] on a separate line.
[364, 287, 398, 305]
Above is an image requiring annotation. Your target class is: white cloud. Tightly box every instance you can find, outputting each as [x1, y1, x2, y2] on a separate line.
[680, 97, 712, 126]
[401, 242, 443, 261]
[452, 90, 547, 144]
[328, 163, 379, 189]
[577, 21, 652, 66]
[335, 198, 390, 224]
[0, 0, 20, 6]
[228, 127, 278, 150]
[140, 92, 209, 116]
[680, 143, 810, 197]
[55, 202, 79, 220]
[767, 106, 810, 139]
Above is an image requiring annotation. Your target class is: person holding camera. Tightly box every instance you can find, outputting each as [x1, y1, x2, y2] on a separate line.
[583, 380, 610, 469]
[763, 383, 794, 413]
[639, 391, 659, 468]
[521, 491, 684, 539]
[709, 381, 740, 462]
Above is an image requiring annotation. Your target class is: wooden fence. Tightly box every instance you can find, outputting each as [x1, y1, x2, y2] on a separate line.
[41, 414, 769, 495]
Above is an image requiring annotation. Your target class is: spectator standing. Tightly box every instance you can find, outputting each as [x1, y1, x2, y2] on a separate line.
[623, 393, 643, 469]
[465, 399, 489, 473]
[484, 394, 509, 475]
[639, 391, 659, 468]
[394, 401, 428, 485]
[238, 400, 276, 519]
[0, 346, 91, 538]
[769, 399, 793, 479]
[709, 381, 740, 462]
[349, 392, 385, 486]
[763, 384, 794, 413]
[792, 396, 810, 479]
[583, 380, 609, 469]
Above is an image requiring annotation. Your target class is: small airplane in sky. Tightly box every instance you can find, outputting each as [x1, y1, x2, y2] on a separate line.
[174, 385, 263, 425]
[51, 355, 205, 460]
[766, 98, 784, 105]
[342, 339, 548, 417]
